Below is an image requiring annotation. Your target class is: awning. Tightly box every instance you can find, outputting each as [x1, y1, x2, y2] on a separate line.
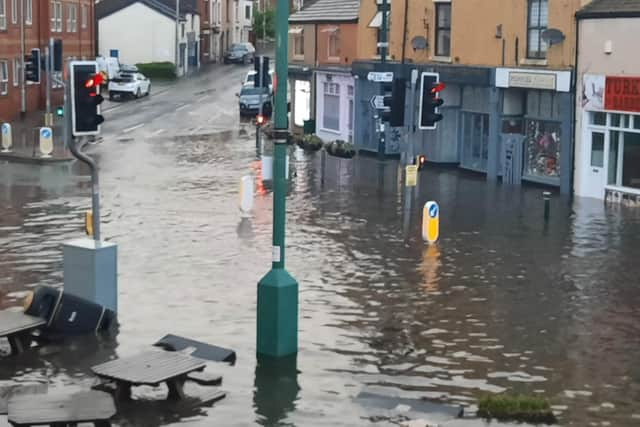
[288, 27, 303, 35]
[369, 11, 390, 28]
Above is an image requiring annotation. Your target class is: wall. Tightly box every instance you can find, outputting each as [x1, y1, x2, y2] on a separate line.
[99, 3, 175, 65]
[574, 17, 640, 197]
[317, 23, 358, 67]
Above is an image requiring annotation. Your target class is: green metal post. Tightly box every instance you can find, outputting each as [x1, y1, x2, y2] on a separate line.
[377, 0, 389, 158]
[257, 0, 299, 357]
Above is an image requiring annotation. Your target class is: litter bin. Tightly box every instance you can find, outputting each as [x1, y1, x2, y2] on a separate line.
[303, 119, 316, 135]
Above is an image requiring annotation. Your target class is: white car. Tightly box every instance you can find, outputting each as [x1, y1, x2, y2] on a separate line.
[108, 72, 151, 100]
[243, 69, 274, 93]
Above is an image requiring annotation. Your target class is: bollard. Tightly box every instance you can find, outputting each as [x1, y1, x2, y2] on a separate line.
[543, 191, 551, 222]
[1, 123, 12, 152]
[240, 175, 254, 214]
[39, 127, 53, 158]
[422, 201, 440, 243]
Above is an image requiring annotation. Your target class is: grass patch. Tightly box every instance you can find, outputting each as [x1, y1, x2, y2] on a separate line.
[477, 394, 557, 424]
[135, 62, 177, 80]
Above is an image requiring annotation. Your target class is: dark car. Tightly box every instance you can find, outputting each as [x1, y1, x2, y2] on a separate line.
[238, 86, 272, 117]
[224, 43, 255, 64]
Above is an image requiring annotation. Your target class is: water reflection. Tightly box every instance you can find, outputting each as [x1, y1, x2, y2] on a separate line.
[253, 355, 300, 426]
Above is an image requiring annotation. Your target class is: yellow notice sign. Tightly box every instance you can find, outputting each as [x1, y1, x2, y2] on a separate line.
[406, 165, 418, 187]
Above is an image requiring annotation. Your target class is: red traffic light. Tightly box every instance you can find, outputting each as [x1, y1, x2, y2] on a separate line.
[256, 114, 266, 126]
[419, 155, 427, 165]
[431, 82, 446, 94]
[85, 73, 105, 88]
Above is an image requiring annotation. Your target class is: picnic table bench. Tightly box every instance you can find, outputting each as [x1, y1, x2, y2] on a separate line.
[91, 350, 210, 401]
[7, 390, 116, 427]
[0, 311, 46, 355]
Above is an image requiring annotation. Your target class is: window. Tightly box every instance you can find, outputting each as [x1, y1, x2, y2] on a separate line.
[527, 0, 548, 59]
[328, 30, 339, 59]
[11, 0, 15, 24]
[435, 2, 451, 57]
[67, 4, 77, 32]
[245, 5, 251, 20]
[0, 0, 6, 29]
[293, 31, 304, 57]
[348, 85, 354, 141]
[81, 4, 87, 29]
[181, 23, 185, 38]
[25, 0, 31, 24]
[323, 82, 340, 131]
[12, 58, 19, 86]
[234, 1, 238, 22]
[51, 1, 62, 32]
[0, 60, 8, 95]
[590, 132, 605, 168]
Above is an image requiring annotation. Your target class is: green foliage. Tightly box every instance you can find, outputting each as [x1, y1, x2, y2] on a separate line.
[298, 134, 323, 151]
[477, 394, 557, 424]
[253, 8, 276, 39]
[134, 62, 177, 80]
[326, 140, 355, 159]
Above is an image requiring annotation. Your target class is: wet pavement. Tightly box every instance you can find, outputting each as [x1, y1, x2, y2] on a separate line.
[1, 62, 640, 426]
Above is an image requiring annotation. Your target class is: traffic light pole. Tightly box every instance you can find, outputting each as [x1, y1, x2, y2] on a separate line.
[64, 69, 101, 242]
[256, 56, 264, 150]
[45, 39, 53, 126]
[377, 0, 389, 159]
[257, 0, 298, 358]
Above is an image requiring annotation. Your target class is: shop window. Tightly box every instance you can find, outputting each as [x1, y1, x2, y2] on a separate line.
[524, 119, 560, 178]
[608, 131, 620, 185]
[294, 80, 310, 127]
[527, 0, 548, 59]
[622, 133, 640, 189]
[590, 112, 606, 126]
[322, 82, 340, 131]
[590, 132, 604, 168]
[435, 2, 451, 57]
[501, 117, 523, 134]
[461, 112, 489, 171]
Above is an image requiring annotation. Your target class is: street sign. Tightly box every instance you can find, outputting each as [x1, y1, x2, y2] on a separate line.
[370, 95, 386, 110]
[367, 72, 394, 83]
[406, 165, 418, 187]
[422, 201, 440, 243]
[376, 42, 389, 48]
[39, 127, 53, 158]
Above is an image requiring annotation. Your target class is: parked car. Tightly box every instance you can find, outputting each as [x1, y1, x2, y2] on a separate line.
[243, 69, 274, 93]
[108, 72, 151, 100]
[224, 43, 256, 64]
[238, 86, 272, 117]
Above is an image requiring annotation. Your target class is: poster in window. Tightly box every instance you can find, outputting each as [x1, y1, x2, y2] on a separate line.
[582, 74, 605, 111]
[524, 119, 561, 178]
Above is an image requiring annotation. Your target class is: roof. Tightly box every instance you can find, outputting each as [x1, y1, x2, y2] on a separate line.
[96, 0, 198, 21]
[289, 0, 360, 23]
[577, 0, 640, 19]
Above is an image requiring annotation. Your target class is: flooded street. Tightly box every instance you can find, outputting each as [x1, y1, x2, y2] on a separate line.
[1, 64, 640, 426]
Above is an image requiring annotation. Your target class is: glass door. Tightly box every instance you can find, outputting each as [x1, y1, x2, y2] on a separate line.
[582, 130, 607, 199]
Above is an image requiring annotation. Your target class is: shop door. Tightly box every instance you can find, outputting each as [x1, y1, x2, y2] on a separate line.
[582, 130, 607, 199]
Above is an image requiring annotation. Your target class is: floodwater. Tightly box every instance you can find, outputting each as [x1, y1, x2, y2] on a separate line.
[1, 133, 640, 426]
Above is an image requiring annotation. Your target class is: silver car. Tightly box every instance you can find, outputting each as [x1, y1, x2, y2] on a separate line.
[238, 86, 272, 117]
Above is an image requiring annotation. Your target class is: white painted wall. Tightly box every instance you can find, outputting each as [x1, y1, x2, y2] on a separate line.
[99, 3, 175, 66]
[315, 72, 355, 143]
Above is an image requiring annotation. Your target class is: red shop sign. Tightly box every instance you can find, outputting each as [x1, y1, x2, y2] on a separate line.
[605, 76, 640, 113]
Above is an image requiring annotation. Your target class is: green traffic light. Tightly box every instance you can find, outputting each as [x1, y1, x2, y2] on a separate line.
[56, 107, 64, 117]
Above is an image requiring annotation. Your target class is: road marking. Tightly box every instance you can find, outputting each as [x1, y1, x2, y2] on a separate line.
[176, 103, 190, 111]
[197, 95, 208, 103]
[122, 123, 145, 133]
[151, 129, 165, 137]
[102, 104, 123, 113]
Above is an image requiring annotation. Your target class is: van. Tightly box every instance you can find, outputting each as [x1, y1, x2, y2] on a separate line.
[96, 56, 120, 81]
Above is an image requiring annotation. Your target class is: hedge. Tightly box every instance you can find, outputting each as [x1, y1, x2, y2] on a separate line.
[134, 62, 177, 80]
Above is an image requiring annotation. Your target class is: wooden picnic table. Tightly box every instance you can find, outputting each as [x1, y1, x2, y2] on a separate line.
[91, 350, 207, 401]
[7, 390, 116, 427]
[0, 311, 46, 355]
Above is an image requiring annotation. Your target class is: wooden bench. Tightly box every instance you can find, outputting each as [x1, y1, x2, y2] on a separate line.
[7, 390, 116, 426]
[91, 350, 208, 401]
[0, 311, 46, 355]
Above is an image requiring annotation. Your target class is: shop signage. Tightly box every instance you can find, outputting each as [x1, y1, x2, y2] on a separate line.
[508, 72, 557, 90]
[605, 76, 640, 113]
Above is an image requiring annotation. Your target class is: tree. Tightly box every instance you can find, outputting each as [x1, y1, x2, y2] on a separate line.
[253, 8, 276, 40]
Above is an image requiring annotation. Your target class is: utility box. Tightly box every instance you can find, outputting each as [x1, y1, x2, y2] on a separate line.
[63, 238, 118, 313]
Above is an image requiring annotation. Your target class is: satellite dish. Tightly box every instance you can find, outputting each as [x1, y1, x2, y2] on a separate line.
[411, 36, 427, 50]
[541, 28, 565, 46]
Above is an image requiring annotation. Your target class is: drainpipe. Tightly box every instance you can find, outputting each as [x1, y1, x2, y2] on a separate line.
[401, 0, 409, 64]
[20, 0, 26, 117]
[570, 16, 580, 197]
[175, 0, 180, 76]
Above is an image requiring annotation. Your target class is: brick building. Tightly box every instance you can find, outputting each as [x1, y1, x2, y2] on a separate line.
[0, 0, 96, 122]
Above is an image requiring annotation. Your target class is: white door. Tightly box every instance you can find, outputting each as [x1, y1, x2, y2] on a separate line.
[582, 129, 607, 199]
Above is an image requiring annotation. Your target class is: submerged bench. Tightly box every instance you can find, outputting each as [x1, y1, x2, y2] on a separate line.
[0, 311, 46, 355]
[7, 390, 116, 427]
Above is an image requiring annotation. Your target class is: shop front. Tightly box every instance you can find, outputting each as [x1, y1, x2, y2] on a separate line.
[315, 69, 356, 144]
[576, 75, 640, 202]
[288, 66, 314, 135]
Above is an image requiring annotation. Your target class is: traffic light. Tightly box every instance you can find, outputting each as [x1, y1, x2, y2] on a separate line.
[415, 154, 427, 170]
[70, 62, 105, 136]
[254, 56, 270, 88]
[24, 48, 40, 83]
[380, 78, 406, 127]
[56, 106, 64, 117]
[53, 39, 63, 72]
[256, 114, 266, 126]
[419, 73, 445, 130]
